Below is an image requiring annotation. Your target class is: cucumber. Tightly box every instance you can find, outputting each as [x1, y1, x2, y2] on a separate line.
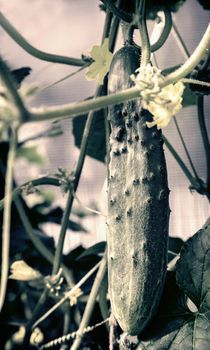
[107, 44, 170, 335]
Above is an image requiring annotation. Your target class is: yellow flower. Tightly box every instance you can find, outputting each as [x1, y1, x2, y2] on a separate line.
[30, 327, 44, 345]
[9, 260, 42, 281]
[69, 287, 83, 306]
[12, 326, 26, 344]
[86, 38, 113, 85]
[145, 81, 185, 129]
[131, 64, 185, 129]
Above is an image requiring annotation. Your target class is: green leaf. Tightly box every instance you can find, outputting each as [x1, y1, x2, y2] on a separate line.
[72, 99, 106, 163]
[76, 241, 106, 260]
[33, 190, 55, 208]
[182, 83, 197, 107]
[136, 219, 210, 349]
[30, 206, 88, 233]
[16, 145, 45, 165]
[147, 1, 186, 20]
[162, 65, 197, 108]
[196, 0, 210, 10]
[135, 271, 188, 349]
[176, 218, 210, 309]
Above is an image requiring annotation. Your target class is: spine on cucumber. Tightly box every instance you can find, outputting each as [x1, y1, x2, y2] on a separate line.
[107, 44, 170, 335]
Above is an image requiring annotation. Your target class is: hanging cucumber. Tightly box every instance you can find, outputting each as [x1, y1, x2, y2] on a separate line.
[107, 44, 170, 335]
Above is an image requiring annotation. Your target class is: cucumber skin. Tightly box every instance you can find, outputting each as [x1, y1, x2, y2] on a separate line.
[107, 45, 170, 335]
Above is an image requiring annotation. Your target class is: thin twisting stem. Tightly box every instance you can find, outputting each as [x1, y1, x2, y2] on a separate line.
[126, 9, 172, 53]
[172, 18, 190, 59]
[173, 117, 200, 180]
[0, 176, 60, 212]
[39, 64, 89, 92]
[52, 87, 102, 275]
[151, 10, 172, 53]
[32, 262, 101, 328]
[70, 252, 107, 350]
[162, 135, 198, 189]
[0, 12, 87, 67]
[0, 127, 17, 312]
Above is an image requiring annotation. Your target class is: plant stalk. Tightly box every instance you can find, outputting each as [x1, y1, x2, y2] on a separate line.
[70, 252, 107, 350]
[163, 135, 198, 189]
[52, 86, 102, 275]
[197, 95, 210, 198]
[1, 25, 210, 124]
[0, 58, 29, 122]
[0, 12, 87, 67]
[0, 127, 17, 312]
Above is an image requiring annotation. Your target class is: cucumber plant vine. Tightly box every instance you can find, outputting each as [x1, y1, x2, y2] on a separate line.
[0, 1, 210, 350]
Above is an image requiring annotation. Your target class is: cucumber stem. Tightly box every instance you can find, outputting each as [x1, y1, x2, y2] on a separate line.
[0, 127, 17, 312]
[0, 12, 87, 67]
[1, 25, 209, 123]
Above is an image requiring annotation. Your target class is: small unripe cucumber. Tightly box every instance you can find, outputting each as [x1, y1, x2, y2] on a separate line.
[107, 44, 170, 335]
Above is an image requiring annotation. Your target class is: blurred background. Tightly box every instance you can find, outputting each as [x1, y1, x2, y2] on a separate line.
[0, 0, 209, 252]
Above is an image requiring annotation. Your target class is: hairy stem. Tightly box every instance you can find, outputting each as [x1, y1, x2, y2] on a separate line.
[30, 86, 140, 121]
[138, 0, 151, 66]
[0, 127, 17, 312]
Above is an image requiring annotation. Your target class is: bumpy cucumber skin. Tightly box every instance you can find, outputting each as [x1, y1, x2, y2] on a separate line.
[107, 45, 170, 335]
